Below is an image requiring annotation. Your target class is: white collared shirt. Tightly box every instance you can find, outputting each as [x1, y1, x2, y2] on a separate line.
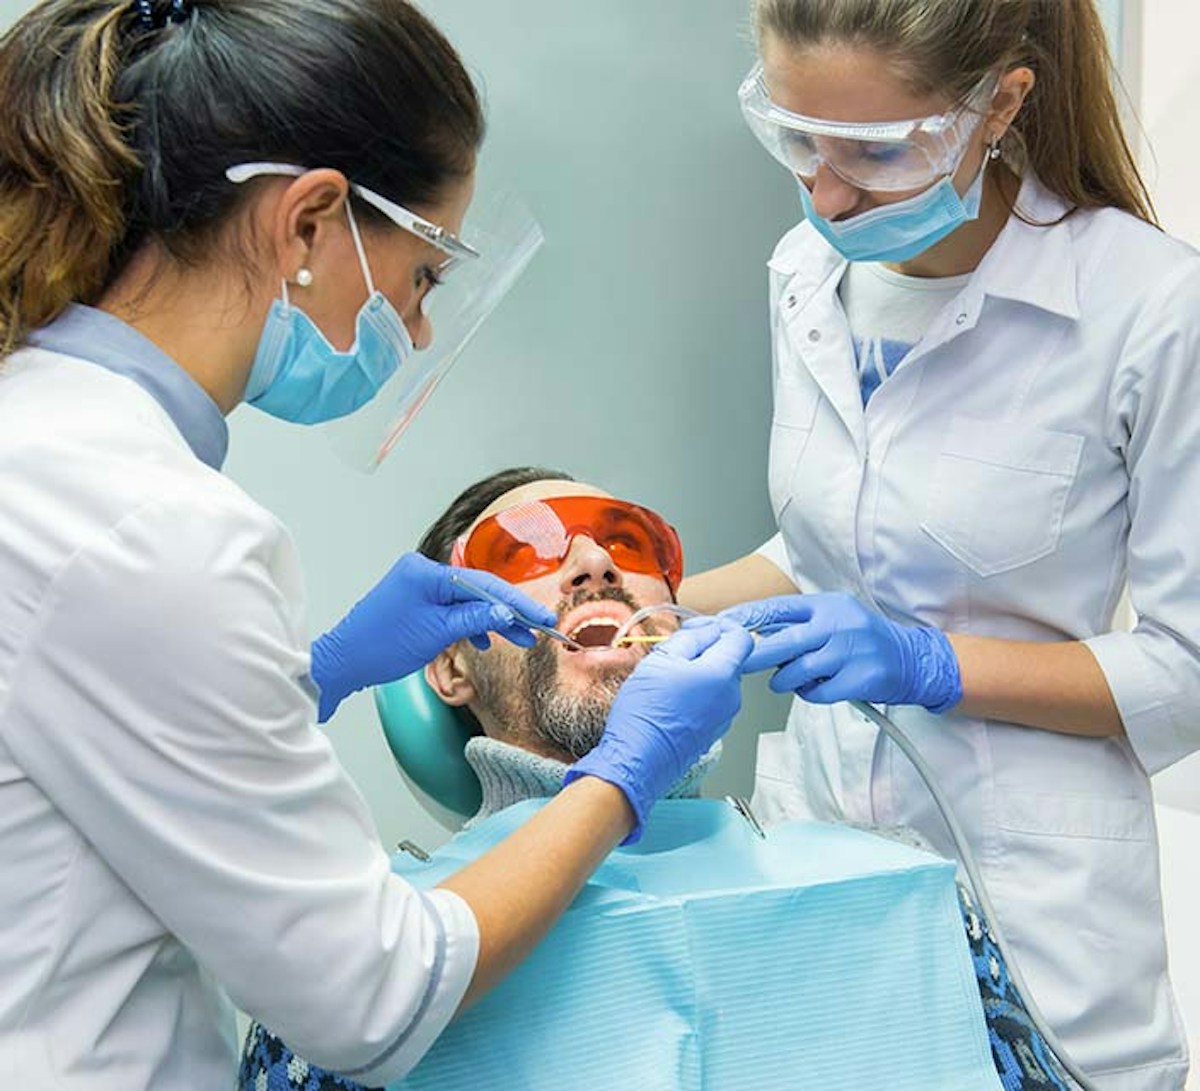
[0, 311, 478, 1090]
[754, 177, 1200, 1090]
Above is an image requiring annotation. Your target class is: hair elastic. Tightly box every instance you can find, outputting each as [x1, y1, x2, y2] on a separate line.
[134, 0, 194, 30]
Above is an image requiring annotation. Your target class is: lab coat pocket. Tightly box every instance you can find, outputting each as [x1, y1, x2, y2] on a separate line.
[921, 416, 1083, 577]
[767, 384, 820, 520]
[996, 789, 1154, 842]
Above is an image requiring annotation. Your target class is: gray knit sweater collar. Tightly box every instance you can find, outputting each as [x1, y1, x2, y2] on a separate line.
[462, 735, 720, 828]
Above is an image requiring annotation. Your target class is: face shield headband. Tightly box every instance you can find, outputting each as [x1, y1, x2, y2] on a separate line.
[739, 63, 997, 193]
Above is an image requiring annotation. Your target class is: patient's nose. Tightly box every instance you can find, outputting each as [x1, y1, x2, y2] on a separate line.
[559, 535, 622, 593]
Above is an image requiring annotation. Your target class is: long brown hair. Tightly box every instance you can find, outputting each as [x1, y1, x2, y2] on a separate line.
[752, 0, 1155, 225]
[0, 0, 485, 355]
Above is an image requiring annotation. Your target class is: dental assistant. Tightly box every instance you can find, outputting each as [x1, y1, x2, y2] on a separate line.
[683, 1, 1200, 1087]
[0, 2, 753, 1088]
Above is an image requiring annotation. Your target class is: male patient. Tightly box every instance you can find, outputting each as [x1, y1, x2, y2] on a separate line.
[416, 465, 714, 823]
[240, 467, 1068, 1091]
[241, 467, 713, 1090]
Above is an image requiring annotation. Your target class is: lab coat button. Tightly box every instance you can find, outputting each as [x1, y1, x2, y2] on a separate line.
[808, 329, 821, 343]
[955, 313, 968, 326]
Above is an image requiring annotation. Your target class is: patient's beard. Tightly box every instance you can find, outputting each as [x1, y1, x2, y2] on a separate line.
[525, 634, 627, 761]
[467, 587, 641, 762]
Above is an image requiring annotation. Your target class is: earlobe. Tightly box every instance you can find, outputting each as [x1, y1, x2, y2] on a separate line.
[425, 649, 477, 707]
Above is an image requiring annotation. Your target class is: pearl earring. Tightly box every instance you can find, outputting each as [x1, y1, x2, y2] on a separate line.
[988, 139, 1002, 161]
[296, 268, 314, 288]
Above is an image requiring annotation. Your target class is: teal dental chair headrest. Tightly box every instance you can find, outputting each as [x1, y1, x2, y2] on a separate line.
[373, 672, 482, 827]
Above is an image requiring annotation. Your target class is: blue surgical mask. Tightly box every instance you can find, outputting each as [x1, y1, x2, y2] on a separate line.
[798, 160, 987, 264]
[245, 205, 415, 425]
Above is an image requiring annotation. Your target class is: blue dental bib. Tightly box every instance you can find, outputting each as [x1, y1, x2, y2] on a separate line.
[391, 799, 1002, 1091]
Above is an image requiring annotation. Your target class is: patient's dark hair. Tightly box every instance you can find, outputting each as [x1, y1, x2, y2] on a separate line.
[418, 466, 576, 563]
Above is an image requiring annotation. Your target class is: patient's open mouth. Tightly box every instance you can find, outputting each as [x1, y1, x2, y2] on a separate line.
[566, 617, 624, 650]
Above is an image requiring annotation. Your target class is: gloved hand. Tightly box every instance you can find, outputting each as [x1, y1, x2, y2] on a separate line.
[723, 593, 961, 713]
[564, 617, 754, 843]
[311, 552, 558, 722]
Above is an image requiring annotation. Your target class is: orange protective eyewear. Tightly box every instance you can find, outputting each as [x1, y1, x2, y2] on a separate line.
[451, 496, 684, 592]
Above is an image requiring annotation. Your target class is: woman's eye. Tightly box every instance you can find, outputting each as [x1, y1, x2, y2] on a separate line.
[416, 265, 444, 292]
[859, 143, 907, 164]
[783, 131, 817, 154]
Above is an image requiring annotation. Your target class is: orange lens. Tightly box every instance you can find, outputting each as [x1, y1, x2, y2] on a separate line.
[452, 496, 684, 591]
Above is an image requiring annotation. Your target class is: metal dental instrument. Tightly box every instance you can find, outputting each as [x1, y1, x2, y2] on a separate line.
[725, 794, 767, 840]
[447, 589, 768, 655]
[448, 570, 586, 651]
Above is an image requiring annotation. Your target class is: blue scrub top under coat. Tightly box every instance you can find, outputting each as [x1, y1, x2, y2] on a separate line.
[25, 303, 229, 471]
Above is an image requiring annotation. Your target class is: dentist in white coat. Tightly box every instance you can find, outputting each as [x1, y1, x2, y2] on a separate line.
[683, 1, 1200, 1088]
[0, 2, 751, 1088]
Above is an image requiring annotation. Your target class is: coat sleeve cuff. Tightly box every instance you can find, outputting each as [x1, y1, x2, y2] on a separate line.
[1084, 631, 1194, 775]
[348, 888, 480, 1086]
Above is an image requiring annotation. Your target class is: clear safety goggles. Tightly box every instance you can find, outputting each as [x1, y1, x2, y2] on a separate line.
[226, 163, 543, 470]
[738, 63, 996, 192]
[452, 495, 685, 593]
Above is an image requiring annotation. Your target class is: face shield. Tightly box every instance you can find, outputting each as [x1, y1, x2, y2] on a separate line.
[227, 163, 543, 471]
[323, 189, 543, 470]
[738, 63, 995, 193]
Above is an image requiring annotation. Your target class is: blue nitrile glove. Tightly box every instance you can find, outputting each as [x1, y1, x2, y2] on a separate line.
[311, 552, 558, 722]
[723, 592, 962, 713]
[563, 617, 754, 843]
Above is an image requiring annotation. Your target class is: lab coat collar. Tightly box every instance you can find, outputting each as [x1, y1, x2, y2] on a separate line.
[25, 304, 229, 470]
[768, 218, 846, 312]
[969, 174, 1081, 321]
[766, 173, 1081, 323]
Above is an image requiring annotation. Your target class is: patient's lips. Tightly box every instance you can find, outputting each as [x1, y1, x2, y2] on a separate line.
[559, 599, 638, 659]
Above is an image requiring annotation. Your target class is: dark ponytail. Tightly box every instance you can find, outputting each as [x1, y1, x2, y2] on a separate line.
[0, 0, 485, 356]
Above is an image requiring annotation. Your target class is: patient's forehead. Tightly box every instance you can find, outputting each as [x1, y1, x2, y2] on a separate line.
[469, 480, 611, 534]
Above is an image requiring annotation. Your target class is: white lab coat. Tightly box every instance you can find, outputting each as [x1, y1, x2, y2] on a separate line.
[752, 176, 1200, 1090]
[0, 338, 478, 1090]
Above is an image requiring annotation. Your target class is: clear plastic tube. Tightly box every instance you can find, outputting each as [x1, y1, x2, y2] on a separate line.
[607, 603, 705, 649]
